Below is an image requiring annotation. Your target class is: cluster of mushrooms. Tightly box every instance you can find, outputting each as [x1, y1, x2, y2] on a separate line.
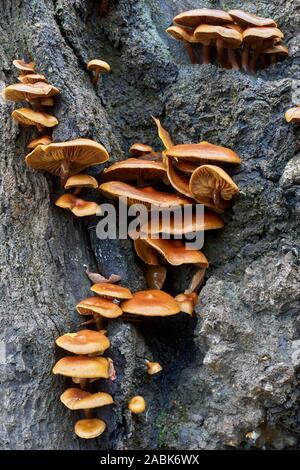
[99, 117, 241, 309]
[167, 8, 288, 72]
[3, 59, 59, 143]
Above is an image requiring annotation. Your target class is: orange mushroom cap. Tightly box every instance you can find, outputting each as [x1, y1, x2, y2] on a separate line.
[3, 82, 59, 101]
[129, 143, 154, 156]
[166, 26, 199, 44]
[242, 27, 284, 45]
[26, 138, 109, 176]
[194, 25, 243, 49]
[52, 356, 110, 378]
[91, 282, 133, 299]
[76, 296, 123, 318]
[60, 388, 113, 410]
[165, 141, 241, 165]
[87, 59, 111, 73]
[165, 156, 193, 198]
[13, 59, 35, 73]
[64, 174, 98, 190]
[173, 9, 233, 27]
[146, 361, 163, 375]
[228, 10, 277, 28]
[18, 74, 48, 84]
[175, 292, 198, 315]
[99, 181, 193, 209]
[133, 238, 160, 265]
[101, 158, 166, 183]
[142, 238, 209, 267]
[128, 396, 146, 414]
[120, 290, 181, 317]
[285, 107, 300, 123]
[27, 135, 53, 149]
[74, 418, 106, 439]
[55, 194, 101, 217]
[55, 329, 110, 355]
[12, 108, 58, 128]
[152, 116, 174, 149]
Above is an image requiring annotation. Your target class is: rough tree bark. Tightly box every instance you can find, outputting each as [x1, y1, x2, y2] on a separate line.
[0, 0, 300, 450]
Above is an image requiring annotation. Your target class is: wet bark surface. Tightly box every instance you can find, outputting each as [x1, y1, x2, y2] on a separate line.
[0, 0, 300, 450]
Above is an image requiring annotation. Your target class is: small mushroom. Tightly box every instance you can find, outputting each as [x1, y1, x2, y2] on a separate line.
[55, 194, 102, 217]
[129, 143, 154, 156]
[189, 164, 239, 209]
[175, 292, 198, 315]
[128, 396, 146, 414]
[101, 158, 166, 185]
[27, 135, 53, 149]
[52, 356, 111, 378]
[64, 174, 98, 195]
[141, 238, 209, 267]
[18, 74, 47, 84]
[144, 265, 167, 290]
[146, 360, 163, 375]
[13, 59, 35, 74]
[91, 282, 133, 299]
[166, 25, 199, 64]
[55, 329, 110, 355]
[12, 108, 58, 132]
[263, 43, 288, 66]
[87, 59, 110, 84]
[285, 107, 300, 123]
[3, 82, 59, 102]
[120, 290, 181, 317]
[74, 418, 106, 439]
[60, 388, 113, 410]
[165, 141, 241, 165]
[26, 138, 109, 187]
[76, 296, 123, 319]
[99, 181, 192, 209]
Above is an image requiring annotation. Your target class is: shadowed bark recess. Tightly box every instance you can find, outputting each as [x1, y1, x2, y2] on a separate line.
[0, 0, 300, 450]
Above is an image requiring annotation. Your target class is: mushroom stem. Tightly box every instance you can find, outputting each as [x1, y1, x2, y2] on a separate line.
[216, 38, 226, 68]
[270, 54, 277, 66]
[227, 49, 240, 70]
[80, 319, 96, 326]
[79, 378, 89, 390]
[185, 267, 206, 294]
[241, 46, 249, 72]
[36, 123, 44, 133]
[83, 408, 94, 419]
[92, 70, 100, 85]
[60, 160, 70, 187]
[250, 43, 263, 74]
[93, 313, 103, 331]
[73, 187, 82, 196]
[202, 44, 211, 64]
[212, 188, 221, 206]
[184, 42, 198, 64]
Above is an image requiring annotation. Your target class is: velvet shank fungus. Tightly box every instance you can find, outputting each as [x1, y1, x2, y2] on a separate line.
[121, 290, 181, 317]
[87, 59, 110, 84]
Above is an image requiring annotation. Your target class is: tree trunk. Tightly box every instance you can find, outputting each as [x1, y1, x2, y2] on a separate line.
[1, 0, 300, 450]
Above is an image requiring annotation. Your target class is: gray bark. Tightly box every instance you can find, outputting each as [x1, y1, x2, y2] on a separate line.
[0, 0, 300, 450]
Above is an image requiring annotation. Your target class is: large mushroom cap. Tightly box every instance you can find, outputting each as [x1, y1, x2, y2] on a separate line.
[3, 82, 59, 101]
[166, 26, 199, 43]
[165, 141, 241, 165]
[56, 329, 110, 355]
[13, 59, 35, 73]
[173, 9, 233, 27]
[190, 165, 239, 207]
[12, 108, 58, 128]
[27, 135, 53, 149]
[142, 238, 209, 267]
[285, 107, 300, 123]
[87, 59, 111, 73]
[194, 25, 243, 49]
[228, 10, 277, 27]
[121, 290, 180, 317]
[91, 282, 133, 299]
[133, 239, 160, 265]
[26, 138, 109, 176]
[140, 208, 224, 235]
[52, 356, 110, 378]
[99, 181, 193, 209]
[242, 27, 284, 44]
[74, 418, 106, 439]
[55, 194, 101, 217]
[64, 174, 98, 190]
[76, 296, 123, 318]
[101, 158, 166, 183]
[18, 74, 48, 84]
[129, 143, 154, 156]
[60, 388, 113, 410]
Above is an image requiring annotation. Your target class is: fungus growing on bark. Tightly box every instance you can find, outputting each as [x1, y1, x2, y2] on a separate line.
[13, 59, 35, 74]
[166, 25, 200, 64]
[133, 239, 160, 266]
[242, 27, 284, 72]
[101, 158, 166, 184]
[141, 238, 209, 267]
[189, 164, 239, 209]
[3, 82, 59, 102]
[76, 296, 123, 319]
[52, 356, 111, 379]
[12, 108, 58, 132]
[64, 174, 98, 195]
[263, 43, 288, 66]
[56, 330, 110, 355]
[74, 419, 106, 439]
[165, 141, 241, 165]
[26, 138, 109, 186]
[128, 396, 146, 414]
[146, 360, 163, 376]
[27, 135, 53, 149]
[87, 59, 110, 84]
[121, 290, 181, 317]
[228, 10, 277, 28]
[55, 194, 102, 217]
[285, 107, 300, 123]
[173, 9, 233, 28]
[18, 74, 47, 84]
[175, 292, 198, 315]
[99, 181, 192, 209]
[60, 389, 113, 410]
[91, 282, 133, 299]
[129, 143, 154, 156]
